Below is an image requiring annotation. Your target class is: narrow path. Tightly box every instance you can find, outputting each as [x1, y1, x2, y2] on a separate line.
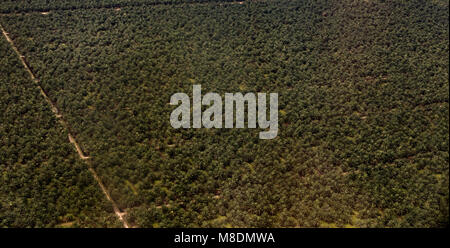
[88, 167, 129, 227]
[0, 23, 130, 228]
[68, 134, 91, 160]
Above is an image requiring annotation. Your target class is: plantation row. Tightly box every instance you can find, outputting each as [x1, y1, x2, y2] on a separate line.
[0, 0, 448, 227]
[0, 0, 241, 13]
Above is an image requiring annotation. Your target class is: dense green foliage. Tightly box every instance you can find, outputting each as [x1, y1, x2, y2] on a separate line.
[0, 0, 236, 13]
[0, 37, 121, 227]
[1, 0, 448, 227]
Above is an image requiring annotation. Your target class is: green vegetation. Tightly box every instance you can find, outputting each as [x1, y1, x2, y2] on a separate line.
[0, 0, 448, 227]
[0, 0, 236, 13]
[0, 36, 121, 227]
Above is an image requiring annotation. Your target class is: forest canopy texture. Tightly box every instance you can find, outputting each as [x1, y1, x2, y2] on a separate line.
[0, 0, 448, 227]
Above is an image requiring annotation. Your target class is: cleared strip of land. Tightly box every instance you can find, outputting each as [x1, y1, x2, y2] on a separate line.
[0, 23, 130, 228]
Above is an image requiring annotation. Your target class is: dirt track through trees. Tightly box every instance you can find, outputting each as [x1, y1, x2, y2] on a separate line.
[0, 23, 130, 228]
